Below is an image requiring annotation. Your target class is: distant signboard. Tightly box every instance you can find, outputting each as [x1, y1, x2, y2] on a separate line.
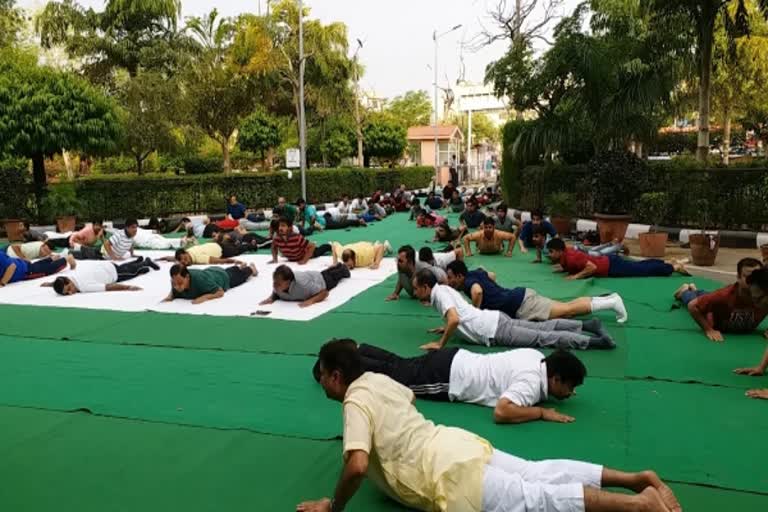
[286, 148, 300, 168]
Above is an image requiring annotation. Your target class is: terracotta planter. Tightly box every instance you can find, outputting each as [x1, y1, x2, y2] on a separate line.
[56, 215, 77, 233]
[689, 233, 720, 266]
[595, 213, 632, 243]
[761, 243, 768, 264]
[551, 216, 572, 237]
[1, 219, 25, 242]
[638, 231, 668, 258]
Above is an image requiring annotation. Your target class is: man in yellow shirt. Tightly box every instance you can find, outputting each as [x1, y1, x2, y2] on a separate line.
[298, 339, 681, 512]
[160, 243, 241, 266]
[332, 240, 392, 270]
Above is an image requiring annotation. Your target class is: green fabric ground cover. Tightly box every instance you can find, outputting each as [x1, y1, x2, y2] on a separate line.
[2, 211, 768, 510]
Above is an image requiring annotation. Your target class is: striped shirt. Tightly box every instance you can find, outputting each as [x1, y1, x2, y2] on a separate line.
[273, 233, 309, 261]
[103, 229, 135, 259]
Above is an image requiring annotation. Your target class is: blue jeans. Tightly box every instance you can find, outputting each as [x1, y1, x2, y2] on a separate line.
[607, 255, 674, 277]
[680, 289, 709, 306]
[575, 242, 623, 257]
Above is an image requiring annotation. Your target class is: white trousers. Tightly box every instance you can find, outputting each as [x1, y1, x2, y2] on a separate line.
[482, 450, 603, 512]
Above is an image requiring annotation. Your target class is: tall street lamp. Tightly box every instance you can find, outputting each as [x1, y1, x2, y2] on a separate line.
[433, 24, 461, 187]
[298, 0, 307, 199]
[352, 39, 364, 167]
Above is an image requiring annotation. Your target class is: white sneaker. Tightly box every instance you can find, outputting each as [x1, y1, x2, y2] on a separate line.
[612, 293, 628, 324]
[384, 240, 393, 255]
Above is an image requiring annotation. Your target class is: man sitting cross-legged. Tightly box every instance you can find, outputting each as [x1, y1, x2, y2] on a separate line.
[463, 216, 518, 257]
[271, 217, 332, 265]
[547, 238, 688, 280]
[447, 260, 628, 323]
[164, 262, 257, 305]
[297, 339, 682, 512]
[43, 258, 159, 294]
[674, 258, 766, 342]
[332, 240, 392, 270]
[259, 263, 351, 308]
[313, 342, 587, 424]
[413, 269, 615, 351]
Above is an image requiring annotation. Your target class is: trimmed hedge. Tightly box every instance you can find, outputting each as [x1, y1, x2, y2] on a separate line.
[50, 167, 433, 220]
[518, 162, 768, 230]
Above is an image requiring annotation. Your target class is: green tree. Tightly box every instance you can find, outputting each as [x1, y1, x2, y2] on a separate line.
[649, 0, 768, 161]
[386, 90, 432, 128]
[448, 112, 500, 144]
[363, 114, 406, 165]
[238, 109, 281, 169]
[0, 0, 24, 48]
[116, 70, 184, 174]
[0, 52, 120, 198]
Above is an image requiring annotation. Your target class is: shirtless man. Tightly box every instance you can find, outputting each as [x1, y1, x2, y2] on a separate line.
[463, 216, 518, 257]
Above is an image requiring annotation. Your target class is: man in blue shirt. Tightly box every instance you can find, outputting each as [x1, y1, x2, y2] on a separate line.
[445, 260, 628, 323]
[459, 198, 486, 229]
[226, 194, 247, 220]
[0, 251, 75, 286]
[518, 208, 558, 252]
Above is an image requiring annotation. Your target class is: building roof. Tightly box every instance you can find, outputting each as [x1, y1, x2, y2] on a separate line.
[407, 125, 464, 141]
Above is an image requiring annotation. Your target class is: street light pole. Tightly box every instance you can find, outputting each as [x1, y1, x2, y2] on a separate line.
[432, 24, 462, 189]
[298, 0, 307, 199]
[353, 40, 364, 167]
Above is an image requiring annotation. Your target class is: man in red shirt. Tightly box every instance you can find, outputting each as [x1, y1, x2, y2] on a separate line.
[546, 239, 688, 280]
[270, 217, 331, 265]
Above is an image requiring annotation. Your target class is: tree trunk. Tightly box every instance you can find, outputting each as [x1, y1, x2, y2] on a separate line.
[222, 139, 231, 174]
[722, 103, 732, 166]
[136, 154, 144, 175]
[32, 153, 47, 208]
[697, 9, 717, 162]
[267, 148, 274, 170]
[62, 150, 74, 180]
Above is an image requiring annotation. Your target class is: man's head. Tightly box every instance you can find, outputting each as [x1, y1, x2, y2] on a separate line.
[412, 268, 437, 301]
[397, 245, 416, 273]
[435, 223, 451, 241]
[447, 179, 454, 187]
[277, 217, 293, 236]
[277, 196, 287, 208]
[296, 197, 306, 209]
[446, 260, 468, 290]
[174, 248, 193, 266]
[746, 267, 768, 308]
[466, 199, 478, 213]
[496, 203, 508, 220]
[544, 349, 587, 400]
[229, 194, 238, 205]
[124, 218, 139, 238]
[452, 189, 461, 200]
[170, 264, 191, 293]
[530, 208, 544, 225]
[418, 247, 435, 266]
[316, 339, 363, 401]
[39, 240, 55, 258]
[428, 191, 435, 199]
[546, 238, 567, 263]
[92, 220, 104, 236]
[53, 276, 78, 295]
[272, 265, 295, 293]
[482, 215, 495, 237]
[737, 257, 762, 288]
[532, 224, 550, 249]
[341, 249, 357, 270]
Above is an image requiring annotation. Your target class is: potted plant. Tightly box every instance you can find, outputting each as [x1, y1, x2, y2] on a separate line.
[0, 160, 31, 241]
[547, 191, 576, 236]
[636, 192, 669, 258]
[40, 186, 84, 233]
[589, 150, 648, 243]
[689, 197, 720, 266]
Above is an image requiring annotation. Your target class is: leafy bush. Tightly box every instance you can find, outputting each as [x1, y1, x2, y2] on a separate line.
[589, 151, 649, 215]
[180, 155, 223, 174]
[0, 157, 32, 219]
[635, 192, 668, 229]
[93, 155, 141, 174]
[39, 184, 84, 221]
[547, 191, 576, 218]
[501, 120, 539, 205]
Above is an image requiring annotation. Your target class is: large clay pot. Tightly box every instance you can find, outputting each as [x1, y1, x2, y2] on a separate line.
[761, 243, 768, 264]
[638, 231, 668, 258]
[551, 217, 572, 237]
[1, 219, 25, 241]
[690, 233, 720, 266]
[595, 213, 632, 243]
[56, 215, 76, 233]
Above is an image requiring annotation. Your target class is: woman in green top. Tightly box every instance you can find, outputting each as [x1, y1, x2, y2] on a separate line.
[165, 262, 258, 305]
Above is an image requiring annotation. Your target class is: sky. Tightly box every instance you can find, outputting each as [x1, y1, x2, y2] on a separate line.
[19, 0, 581, 99]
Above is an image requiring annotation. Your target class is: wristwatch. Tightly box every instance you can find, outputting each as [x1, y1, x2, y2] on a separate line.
[329, 498, 341, 512]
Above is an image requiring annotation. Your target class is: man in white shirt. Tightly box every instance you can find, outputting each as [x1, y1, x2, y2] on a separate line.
[44, 257, 159, 295]
[412, 269, 615, 351]
[297, 339, 681, 512]
[314, 343, 585, 424]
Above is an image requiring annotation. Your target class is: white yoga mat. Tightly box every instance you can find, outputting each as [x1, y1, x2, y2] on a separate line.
[0, 252, 396, 322]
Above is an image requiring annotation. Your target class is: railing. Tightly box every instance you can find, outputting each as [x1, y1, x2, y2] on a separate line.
[517, 165, 768, 231]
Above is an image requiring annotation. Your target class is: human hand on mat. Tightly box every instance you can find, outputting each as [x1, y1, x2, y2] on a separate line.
[420, 342, 443, 351]
[565, 275, 579, 281]
[428, 327, 445, 334]
[520, 246, 528, 254]
[746, 389, 768, 400]
[296, 498, 331, 512]
[542, 408, 575, 423]
[385, 292, 399, 301]
[705, 329, 724, 342]
[734, 366, 765, 376]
